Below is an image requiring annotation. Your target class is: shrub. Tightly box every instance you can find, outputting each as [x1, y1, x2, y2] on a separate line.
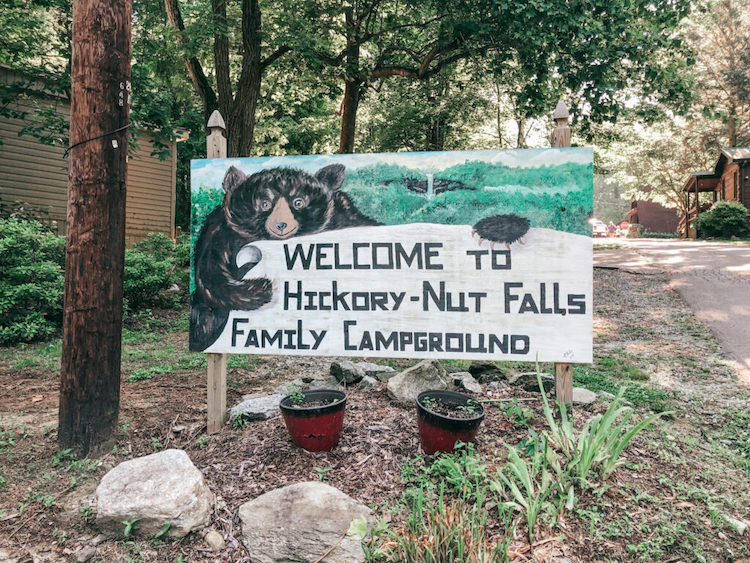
[123, 233, 187, 309]
[694, 201, 749, 239]
[0, 218, 65, 344]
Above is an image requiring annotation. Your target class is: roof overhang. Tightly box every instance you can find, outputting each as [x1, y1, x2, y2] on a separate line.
[682, 171, 720, 193]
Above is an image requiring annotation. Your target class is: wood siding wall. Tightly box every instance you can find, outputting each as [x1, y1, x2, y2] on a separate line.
[0, 71, 176, 243]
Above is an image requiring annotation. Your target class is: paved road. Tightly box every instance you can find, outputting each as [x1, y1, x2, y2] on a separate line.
[595, 240, 750, 384]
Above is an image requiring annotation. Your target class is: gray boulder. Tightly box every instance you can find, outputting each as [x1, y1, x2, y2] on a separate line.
[230, 394, 283, 423]
[275, 377, 343, 395]
[239, 482, 371, 563]
[355, 361, 396, 381]
[507, 372, 555, 393]
[357, 375, 378, 392]
[468, 361, 505, 383]
[274, 378, 305, 395]
[330, 360, 366, 384]
[307, 375, 345, 391]
[451, 372, 482, 394]
[387, 360, 451, 405]
[596, 390, 617, 402]
[572, 387, 598, 405]
[96, 449, 213, 538]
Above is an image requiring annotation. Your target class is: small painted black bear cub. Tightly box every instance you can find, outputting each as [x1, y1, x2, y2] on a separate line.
[190, 163, 530, 351]
[190, 164, 379, 350]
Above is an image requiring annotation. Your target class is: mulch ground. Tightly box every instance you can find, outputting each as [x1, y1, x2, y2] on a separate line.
[0, 268, 749, 562]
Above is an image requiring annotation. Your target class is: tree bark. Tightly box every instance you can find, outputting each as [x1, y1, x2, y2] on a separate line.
[58, 0, 131, 457]
[338, 7, 361, 154]
[228, 0, 261, 157]
[338, 78, 362, 154]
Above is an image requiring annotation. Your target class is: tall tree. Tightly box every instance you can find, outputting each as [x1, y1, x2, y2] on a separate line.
[688, 0, 750, 147]
[282, 0, 494, 153]
[163, 0, 290, 156]
[58, 0, 132, 457]
[287, 0, 694, 154]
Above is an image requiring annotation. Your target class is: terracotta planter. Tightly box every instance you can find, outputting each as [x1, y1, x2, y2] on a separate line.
[416, 390, 485, 455]
[279, 389, 346, 452]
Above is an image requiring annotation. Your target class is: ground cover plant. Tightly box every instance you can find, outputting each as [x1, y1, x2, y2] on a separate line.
[0, 269, 749, 561]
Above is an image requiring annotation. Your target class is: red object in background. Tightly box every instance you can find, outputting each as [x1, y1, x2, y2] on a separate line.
[416, 390, 485, 455]
[280, 390, 346, 452]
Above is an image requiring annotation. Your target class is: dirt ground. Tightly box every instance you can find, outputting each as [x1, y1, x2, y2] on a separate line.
[0, 267, 749, 562]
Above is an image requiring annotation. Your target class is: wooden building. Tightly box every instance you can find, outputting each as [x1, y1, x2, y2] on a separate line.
[0, 66, 187, 243]
[625, 187, 680, 234]
[681, 148, 750, 238]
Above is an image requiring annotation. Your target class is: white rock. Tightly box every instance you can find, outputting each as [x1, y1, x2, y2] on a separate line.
[230, 394, 283, 423]
[355, 361, 396, 381]
[357, 375, 378, 392]
[95, 449, 213, 538]
[330, 360, 366, 384]
[75, 546, 97, 563]
[596, 390, 617, 402]
[452, 372, 482, 394]
[724, 515, 748, 535]
[239, 482, 371, 563]
[204, 529, 226, 551]
[386, 360, 452, 405]
[572, 387, 598, 405]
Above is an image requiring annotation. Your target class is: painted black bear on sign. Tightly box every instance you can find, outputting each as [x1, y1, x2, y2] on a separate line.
[190, 164, 380, 350]
[190, 164, 530, 351]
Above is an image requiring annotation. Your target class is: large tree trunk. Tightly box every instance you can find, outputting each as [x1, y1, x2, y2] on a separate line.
[58, 0, 131, 457]
[338, 7, 361, 154]
[227, 0, 261, 157]
[338, 78, 361, 154]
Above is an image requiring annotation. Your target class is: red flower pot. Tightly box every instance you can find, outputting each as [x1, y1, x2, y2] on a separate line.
[416, 390, 484, 455]
[279, 389, 346, 452]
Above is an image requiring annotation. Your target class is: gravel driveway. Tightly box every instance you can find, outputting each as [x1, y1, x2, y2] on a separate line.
[596, 239, 750, 384]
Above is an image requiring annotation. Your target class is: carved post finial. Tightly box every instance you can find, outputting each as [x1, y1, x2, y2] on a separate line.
[551, 100, 571, 148]
[207, 110, 227, 159]
[207, 110, 226, 131]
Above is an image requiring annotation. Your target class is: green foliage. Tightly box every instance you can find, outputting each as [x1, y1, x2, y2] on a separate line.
[368, 484, 512, 563]
[694, 201, 749, 239]
[122, 518, 140, 538]
[0, 218, 65, 345]
[718, 408, 750, 474]
[124, 233, 188, 310]
[573, 363, 671, 412]
[539, 372, 673, 487]
[493, 438, 564, 543]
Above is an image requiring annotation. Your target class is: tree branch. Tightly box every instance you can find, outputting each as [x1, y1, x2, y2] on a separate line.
[163, 0, 217, 117]
[260, 46, 292, 71]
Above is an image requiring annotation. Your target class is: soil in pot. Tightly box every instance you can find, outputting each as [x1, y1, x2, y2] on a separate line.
[279, 389, 346, 452]
[416, 390, 484, 455]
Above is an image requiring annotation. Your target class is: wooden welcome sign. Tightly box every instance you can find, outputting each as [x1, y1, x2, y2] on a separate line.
[190, 149, 593, 363]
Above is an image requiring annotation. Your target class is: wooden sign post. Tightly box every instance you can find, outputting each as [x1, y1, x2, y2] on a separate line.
[552, 100, 573, 406]
[206, 110, 228, 434]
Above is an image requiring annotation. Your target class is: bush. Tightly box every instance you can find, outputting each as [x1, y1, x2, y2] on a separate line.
[123, 233, 188, 309]
[694, 201, 749, 239]
[0, 222, 187, 345]
[0, 218, 65, 344]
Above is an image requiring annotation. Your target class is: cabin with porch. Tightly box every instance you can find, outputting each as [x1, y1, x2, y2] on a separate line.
[680, 148, 750, 238]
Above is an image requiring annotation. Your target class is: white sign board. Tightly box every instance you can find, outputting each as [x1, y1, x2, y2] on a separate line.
[190, 149, 593, 363]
